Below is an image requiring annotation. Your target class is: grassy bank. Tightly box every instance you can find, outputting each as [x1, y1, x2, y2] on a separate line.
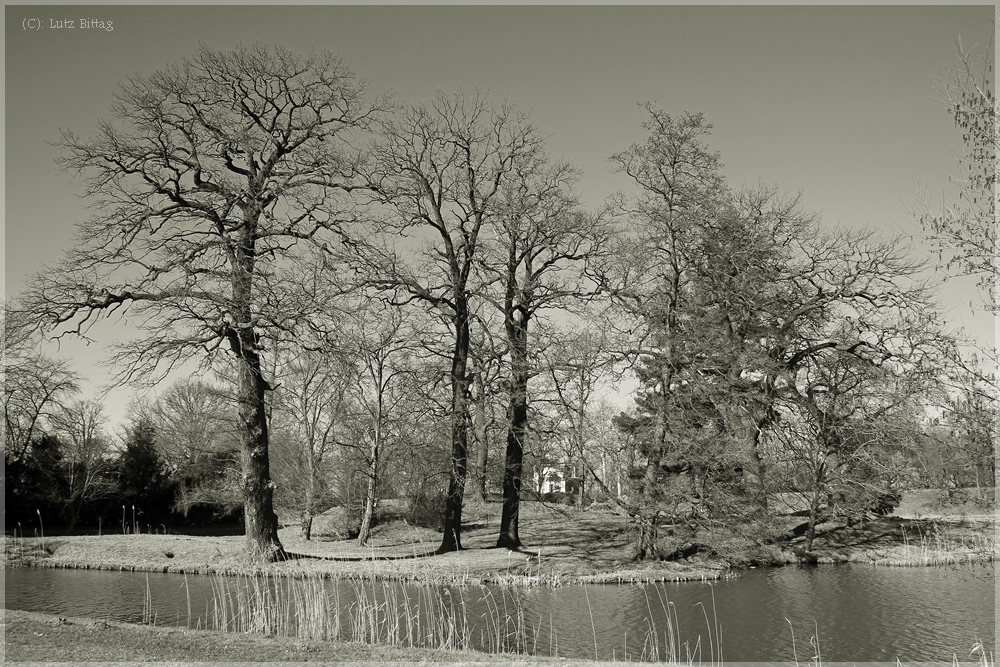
[5, 494, 995, 583]
[3, 501, 732, 584]
[3, 609, 551, 663]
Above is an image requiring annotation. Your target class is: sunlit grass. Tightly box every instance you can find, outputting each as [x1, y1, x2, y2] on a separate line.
[859, 520, 999, 567]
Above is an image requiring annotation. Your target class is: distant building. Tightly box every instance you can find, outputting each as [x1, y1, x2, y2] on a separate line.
[535, 465, 567, 494]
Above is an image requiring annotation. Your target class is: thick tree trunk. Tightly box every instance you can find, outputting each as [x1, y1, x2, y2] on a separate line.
[749, 420, 770, 512]
[66, 494, 83, 534]
[236, 339, 286, 563]
[497, 315, 528, 550]
[438, 301, 471, 554]
[229, 217, 285, 563]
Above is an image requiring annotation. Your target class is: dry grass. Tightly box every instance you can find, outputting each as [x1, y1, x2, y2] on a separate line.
[3, 608, 533, 663]
[6, 493, 994, 581]
[174, 570, 725, 661]
[852, 519, 998, 567]
[4, 500, 728, 585]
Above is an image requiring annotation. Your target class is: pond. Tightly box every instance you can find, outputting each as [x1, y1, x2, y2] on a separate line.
[5, 563, 994, 662]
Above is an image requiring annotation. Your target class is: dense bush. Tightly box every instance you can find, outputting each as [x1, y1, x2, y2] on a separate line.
[5, 424, 244, 533]
[5, 435, 68, 528]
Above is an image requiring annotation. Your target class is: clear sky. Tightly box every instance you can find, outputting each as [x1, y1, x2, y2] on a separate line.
[4, 3, 996, 429]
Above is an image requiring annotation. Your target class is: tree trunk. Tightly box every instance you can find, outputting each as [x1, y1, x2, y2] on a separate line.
[301, 477, 314, 540]
[358, 431, 380, 546]
[235, 337, 286, 563]
[631, 363, 669, 560]
[437, 301, 471, 554]
[497, 314, 528, 550]
[65, 493, 83, 534]
[805, 485, 822, 552]
[749, 417, 771, 512]
[229, 217, 285, 564]
[632, 510, 661, 561]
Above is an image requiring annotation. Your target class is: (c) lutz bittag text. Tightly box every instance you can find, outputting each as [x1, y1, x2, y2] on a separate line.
[47, 18, 114, 30]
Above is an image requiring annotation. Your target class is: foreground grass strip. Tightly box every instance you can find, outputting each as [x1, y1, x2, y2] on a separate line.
[3, 609, 534, 663]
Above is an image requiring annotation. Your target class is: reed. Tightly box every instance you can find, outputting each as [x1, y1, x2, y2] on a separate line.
[964, 639, 994, 667]
[142, 572, 156, 626]
[174, 571, 717, 662]
[867, 522, 1000, 567]
[200, 572, 475, 650]
[632, 582, 721, 664]
[36, 509, 45, 552]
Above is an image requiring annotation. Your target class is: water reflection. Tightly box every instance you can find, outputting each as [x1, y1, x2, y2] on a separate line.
[5, 563, 994, 661]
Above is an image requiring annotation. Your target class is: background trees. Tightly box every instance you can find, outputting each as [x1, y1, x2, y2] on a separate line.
[271, 348, 357, 540]
[143, 378, 244, 523]
[117, 416, 176, 530]
[10, 41, 986, 564]
[51, 399, 115, 532]
[4, 304, 80, 464]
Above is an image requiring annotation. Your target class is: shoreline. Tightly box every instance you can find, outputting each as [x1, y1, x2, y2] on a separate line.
[2, 532, 736, 585]
[4, 512, 995, 585]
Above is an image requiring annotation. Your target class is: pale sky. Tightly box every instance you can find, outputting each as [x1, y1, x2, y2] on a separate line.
[4, 3, 995, 428]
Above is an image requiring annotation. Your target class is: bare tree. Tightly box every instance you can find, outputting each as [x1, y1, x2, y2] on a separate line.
[351, 305, 421, 545]
[775, 317, 943, 551]
[20, 44, 383, 562]
[915, 38, 997, 482]
[3, 310, 80, 463]
[360, 91, 545, 553]
[148, 377, 238, 470]
[541, 325, 613, 509]
[465, 322, 506, 504]
[478, 159, 608, 549]
[51, 398, 114, 531]
[919, 37, 997, 312]
[272, 348, 357, 540]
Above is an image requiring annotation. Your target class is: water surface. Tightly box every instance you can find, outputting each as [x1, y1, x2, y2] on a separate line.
[5, 563, 993, 661]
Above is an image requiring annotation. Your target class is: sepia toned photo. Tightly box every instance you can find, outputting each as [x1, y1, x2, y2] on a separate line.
[4, 4, 995, 664]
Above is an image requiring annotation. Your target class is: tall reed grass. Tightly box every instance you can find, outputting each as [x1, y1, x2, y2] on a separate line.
[143, 570, 719, 663]
[880, 522, 999, 567]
